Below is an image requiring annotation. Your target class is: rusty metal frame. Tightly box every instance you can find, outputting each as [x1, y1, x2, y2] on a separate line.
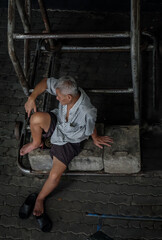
[37, 0, 55, 49]
[142, 32, 159, 109]
[8, 0, 155, 117]
[24, 0, 31, 77]
[131, 0, 140, 121]
[13, 32, 131, 39]
[60, 44, 153, 53]
[7, 0, 158, 175]
[8, 0, 29, 96]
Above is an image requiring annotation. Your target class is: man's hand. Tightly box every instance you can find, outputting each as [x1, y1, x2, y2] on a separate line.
[25, 96, 37, 118]
[91, 127, 113, 149]
[92, 135, 113, 149]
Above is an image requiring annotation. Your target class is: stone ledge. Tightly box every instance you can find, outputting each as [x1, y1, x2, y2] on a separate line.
[68, 139, 103, 171]
[28, 148, 52, 171]
[103, 125, 141, 174]
[28, 125, 141, 173]
[28, 123, 104, 172]
[28, 139, 104, 171]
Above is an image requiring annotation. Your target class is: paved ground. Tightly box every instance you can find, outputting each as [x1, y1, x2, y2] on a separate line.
[1, 7, 162, 240]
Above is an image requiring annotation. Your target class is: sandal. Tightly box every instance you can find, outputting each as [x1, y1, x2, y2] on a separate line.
[36, 212, 52, 232]
[19, 193, 38, 219]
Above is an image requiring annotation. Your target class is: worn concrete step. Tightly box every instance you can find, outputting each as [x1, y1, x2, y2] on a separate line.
[103, 125, 141, 174]
[68, 139, 103, 171]
[28, 148, 52, 171]
[28, 138, 103, 171]
[28, 124, 104, 171]
[68, 123, 104, 171]
[28, 125, 141, 173]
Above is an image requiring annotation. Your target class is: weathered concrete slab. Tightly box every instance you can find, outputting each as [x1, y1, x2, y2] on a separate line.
[68, 139, 104, 171]
[68, 124, 104, 171]
[28, 148, 52, 171]
[28, 124, 104, 171]
[28, 139, 104, 172]
[103, 125, 141, 173]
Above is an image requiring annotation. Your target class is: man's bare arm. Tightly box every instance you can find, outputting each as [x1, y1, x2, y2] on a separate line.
[91, 127, 113, 149]
[25, 78, 47, 117]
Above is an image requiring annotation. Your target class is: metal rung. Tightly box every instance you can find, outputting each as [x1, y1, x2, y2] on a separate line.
[87, 88, 133, 94]
[13, 32, 130, 40]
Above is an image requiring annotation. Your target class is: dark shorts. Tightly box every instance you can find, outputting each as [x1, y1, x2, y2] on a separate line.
[43, 112, 81, 167]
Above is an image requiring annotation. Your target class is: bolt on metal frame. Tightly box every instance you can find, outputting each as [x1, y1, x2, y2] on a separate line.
[8, 0, 158, 175]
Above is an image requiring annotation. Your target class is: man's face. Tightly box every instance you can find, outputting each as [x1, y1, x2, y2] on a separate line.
[56, 88, 70, 105]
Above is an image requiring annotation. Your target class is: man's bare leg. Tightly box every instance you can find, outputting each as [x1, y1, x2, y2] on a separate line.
[20, 112, 51, 156]
[33, 157, 67, 216]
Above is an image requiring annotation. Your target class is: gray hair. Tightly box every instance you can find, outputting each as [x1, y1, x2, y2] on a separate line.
[56, 76, 79, 96]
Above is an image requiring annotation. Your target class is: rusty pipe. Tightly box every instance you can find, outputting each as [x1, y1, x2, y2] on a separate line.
[15, 0, 30, 33]
[142, 32, 158, 109]
[8, 0, 29, 96]
[38, 0, 55, 49]
[13, 32, 131, 40]
[16, 0, 31, 76]
[60, 45, 153, 53]
[24, 0, 31, 77]
[87, 88, 133, 94]
[131, 0, 140, 121]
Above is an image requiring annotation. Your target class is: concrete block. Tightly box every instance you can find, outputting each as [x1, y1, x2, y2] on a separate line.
[103, 125, 141, 174]
[28, 148, 52, 171]
[68, 124, 104, 171]
[28, 142, 104, 172]
[68, 139, 103, 171]
[29, 124, 104, 172]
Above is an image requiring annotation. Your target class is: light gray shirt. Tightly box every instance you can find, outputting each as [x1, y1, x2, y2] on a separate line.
[46, 77, 97, 145]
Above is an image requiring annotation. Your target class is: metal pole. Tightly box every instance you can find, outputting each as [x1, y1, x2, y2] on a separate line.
[8, 0, 29, 96]
[61, 45, 130, 52]
[38, 0, 55, 49]
[87, 213, 162, 222]
[15, 0, 31, 77]
[87, 88, 133, 94]
[131, 0, 140, 121]
[24, 0, 31, 77]
[62, 45, 154, 53]
[15, 0, 30, 33]
[61, 45, 153, 53]
[152, 37, 158, 109]
[13, 32, 130, 40]
[142, 32, 158, 109]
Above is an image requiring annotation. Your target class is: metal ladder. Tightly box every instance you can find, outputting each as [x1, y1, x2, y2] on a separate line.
[8, 0, 158, 175]
[8, 0, 143, 120]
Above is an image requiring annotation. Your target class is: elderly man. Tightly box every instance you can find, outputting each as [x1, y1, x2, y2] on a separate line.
[20, 76, 113, 216]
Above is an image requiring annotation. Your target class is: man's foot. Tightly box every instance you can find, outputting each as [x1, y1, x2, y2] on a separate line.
[20, 142, 42, 156]
[33, 198, 44, 216]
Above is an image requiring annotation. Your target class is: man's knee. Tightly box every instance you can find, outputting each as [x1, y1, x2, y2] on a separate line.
[30, 112, 49, 125]
[30, 112, 42, 125]
[30, 112, 51, 132]
[49, 171, 61, 184]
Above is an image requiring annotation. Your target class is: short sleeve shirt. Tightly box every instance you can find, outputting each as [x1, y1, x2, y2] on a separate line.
[46, 77, 97, 145]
